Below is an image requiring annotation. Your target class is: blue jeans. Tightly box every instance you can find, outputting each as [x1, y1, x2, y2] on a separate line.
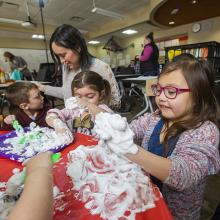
[143, 70, 159, 76]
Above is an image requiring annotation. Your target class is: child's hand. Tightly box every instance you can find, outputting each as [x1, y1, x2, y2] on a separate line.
[53, 119, 73, 144]
[76, 97, 90, 109]
[4, 115, 16, 125]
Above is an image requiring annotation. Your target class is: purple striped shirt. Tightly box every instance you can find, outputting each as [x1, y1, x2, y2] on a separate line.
[130, 112, 220, 220]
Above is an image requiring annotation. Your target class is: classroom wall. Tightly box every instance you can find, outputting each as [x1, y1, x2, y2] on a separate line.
[94, 16, 220, 66]
[1, 16, 220, 68]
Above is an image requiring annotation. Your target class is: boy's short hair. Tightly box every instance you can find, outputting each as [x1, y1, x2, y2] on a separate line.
[5, 82, 38, 106]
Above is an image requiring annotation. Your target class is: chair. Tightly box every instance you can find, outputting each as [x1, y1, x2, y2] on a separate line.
[0, 92, 9, 115]
[36, 63, 56, 107]
[36, 63, 55, 83]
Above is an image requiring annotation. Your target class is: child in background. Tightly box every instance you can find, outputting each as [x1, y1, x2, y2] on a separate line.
[123, 54, 220, 219]
[46, 71, 113, 137]
[2, 82, 51, 130]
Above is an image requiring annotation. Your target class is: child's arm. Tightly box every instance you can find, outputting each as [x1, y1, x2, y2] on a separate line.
[128, 124, 220, 190]
[129, 113, 153, 143]
[126, 146, 171, 182]
[8, 152, 53, 220]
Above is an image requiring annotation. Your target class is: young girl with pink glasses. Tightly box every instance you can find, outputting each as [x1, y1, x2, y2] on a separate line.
[127, 54, 220, 219]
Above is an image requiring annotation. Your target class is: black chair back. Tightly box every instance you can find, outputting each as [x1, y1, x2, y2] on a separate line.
[36, 63, 55, 82]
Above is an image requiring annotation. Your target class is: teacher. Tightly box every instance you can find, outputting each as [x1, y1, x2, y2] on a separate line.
[37, 24, 121, 107]
[138, 32, 159, 76]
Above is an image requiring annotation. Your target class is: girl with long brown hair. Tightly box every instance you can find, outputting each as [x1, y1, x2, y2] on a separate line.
[128, 54, 220, 219]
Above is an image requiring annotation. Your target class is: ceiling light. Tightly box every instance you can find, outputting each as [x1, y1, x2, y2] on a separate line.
[170, 8, 179, 15]
[88, 40, 100, 45]
[69, 16, 85, 22]
[169, 21, 175, 25]
[91, 7, 123, 19]
[192, 0, 197, 4]
[91, 0, 123, 19]
[32, 34, 44, 39]
[122, 29, 138, 35]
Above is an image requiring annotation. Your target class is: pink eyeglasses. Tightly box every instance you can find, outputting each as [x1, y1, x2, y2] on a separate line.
[151, 84, 191, 99]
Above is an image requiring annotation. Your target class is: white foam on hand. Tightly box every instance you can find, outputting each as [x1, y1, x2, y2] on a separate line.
[94, 112, 138, 155]
[65, 97, 85, 113]
[51, 118, 73, 144]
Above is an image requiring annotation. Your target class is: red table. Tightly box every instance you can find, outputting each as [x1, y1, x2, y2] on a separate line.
[0, 131, 173, 220]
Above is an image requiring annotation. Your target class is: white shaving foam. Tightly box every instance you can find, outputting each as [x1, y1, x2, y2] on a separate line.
[66, 113, 157, 220]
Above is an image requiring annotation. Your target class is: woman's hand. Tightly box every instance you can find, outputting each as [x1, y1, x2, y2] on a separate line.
[4, 115, 16, 125]
[32, 82, 47, 92]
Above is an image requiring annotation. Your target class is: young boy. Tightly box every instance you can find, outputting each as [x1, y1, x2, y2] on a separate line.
[1, 82, 51, 130]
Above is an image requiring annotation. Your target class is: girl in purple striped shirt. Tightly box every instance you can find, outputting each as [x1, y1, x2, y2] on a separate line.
[128, 54, 220, 219]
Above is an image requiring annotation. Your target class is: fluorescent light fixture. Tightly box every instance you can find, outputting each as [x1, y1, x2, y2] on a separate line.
[88, 40, 100, 45]
[91, 7, 123, 19]
[0, 18, 23, 24]
[122, 29, 138, 35]
[169, 21, 175, 25]
[32, 34, 44, 39]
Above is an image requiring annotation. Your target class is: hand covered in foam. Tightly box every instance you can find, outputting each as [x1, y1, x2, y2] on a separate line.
[52, 118, 73, 144]
[94, 112, 138, 155]
[65, 97, 84, 113]
[76, 97, 90, 109]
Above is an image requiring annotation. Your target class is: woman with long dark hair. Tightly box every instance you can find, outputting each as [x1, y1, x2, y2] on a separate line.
[36, 24, 120, 107]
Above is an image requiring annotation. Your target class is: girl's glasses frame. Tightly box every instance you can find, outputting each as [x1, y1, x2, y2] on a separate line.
[151, 84, 191, 99]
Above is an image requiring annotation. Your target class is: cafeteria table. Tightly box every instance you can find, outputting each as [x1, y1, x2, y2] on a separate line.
[0, 131, 173, 220]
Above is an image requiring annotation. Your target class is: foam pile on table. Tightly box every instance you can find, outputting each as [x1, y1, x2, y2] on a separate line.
[66, 112, 157, 220]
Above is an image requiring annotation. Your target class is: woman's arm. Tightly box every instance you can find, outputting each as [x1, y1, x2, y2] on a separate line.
[8, 152, 53, 220]
[139, 46, 153, 61]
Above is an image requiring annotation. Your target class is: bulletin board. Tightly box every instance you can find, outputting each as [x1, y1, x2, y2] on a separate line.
[0, 48, 53, 72]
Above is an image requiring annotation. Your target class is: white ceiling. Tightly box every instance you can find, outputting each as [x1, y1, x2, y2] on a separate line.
[0, 0, 157, 43]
